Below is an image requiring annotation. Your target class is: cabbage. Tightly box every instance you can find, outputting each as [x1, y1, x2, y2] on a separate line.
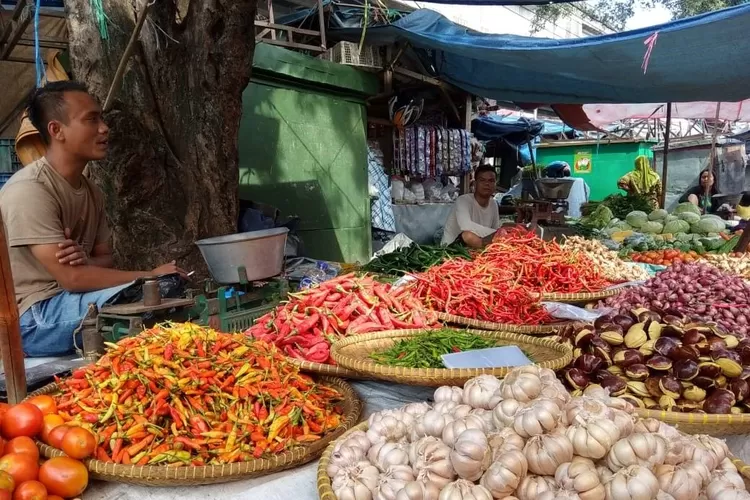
[641, 221, 664, 234]
[675, 232, 692, 242]
[648, 209, 669, 221]
[663, 219, 690, 234]
[607, 218, 622, 228]
[691, 218, 726, 235]
[626, 211, 649, 228]
[701, 214, 724, 223]
[678, 212, 701, 224]
[674, 202, 702, 217]
[664, 215, 679, 224]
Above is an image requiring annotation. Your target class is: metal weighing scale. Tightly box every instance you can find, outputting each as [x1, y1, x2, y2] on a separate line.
[515, 178, 575, 228]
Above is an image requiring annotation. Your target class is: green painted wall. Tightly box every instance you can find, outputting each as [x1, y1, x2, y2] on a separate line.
[536, 141, 655, 201]
[238, 44, 377, 264]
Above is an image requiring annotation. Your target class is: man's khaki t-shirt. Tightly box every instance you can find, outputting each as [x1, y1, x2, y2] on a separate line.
[0, 157, 111, 315]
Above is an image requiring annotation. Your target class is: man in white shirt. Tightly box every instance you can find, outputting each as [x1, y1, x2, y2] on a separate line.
[441, 165, 501, 248]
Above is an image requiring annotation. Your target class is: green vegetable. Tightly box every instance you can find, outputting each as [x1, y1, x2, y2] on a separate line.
[691, 218, 726, 235]
[674, 202, 702, 217]
[363, 243, 471, 275]
[675, 232, 692, 242]
[369, 329, 502, 369]
[663, 219, 690, 234]
[678, 212, 701, 225]
[626, 211, 649, 228]
[640, 221, 664, 234]
[579, 205, 614, 230]
[601, 193, 654, 220]
[717, 234, 741, 254]
[664, 215, 679, 224]
[648, 208, 668, 221]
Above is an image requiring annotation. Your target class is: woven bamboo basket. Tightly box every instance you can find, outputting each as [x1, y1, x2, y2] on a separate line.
[635, 408, 750, 436]
[329, 328, 573, 386]
[285, 356, 368, 380]
[541, 288, 621, 304]
[29, 377, 363, 486]
[437, 313, 568, 335]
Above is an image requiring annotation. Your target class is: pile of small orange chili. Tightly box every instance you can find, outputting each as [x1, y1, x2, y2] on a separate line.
[53, 323, 344, 466]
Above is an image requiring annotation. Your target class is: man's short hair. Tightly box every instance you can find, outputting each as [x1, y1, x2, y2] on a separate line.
[27, 81, 90, 144]
[475, 164, 496, 179]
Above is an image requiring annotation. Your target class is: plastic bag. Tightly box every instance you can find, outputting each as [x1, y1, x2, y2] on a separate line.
[543, 302, 613, 322]
[422, 179, 443, 202]
[403, 188, 417, 203]
[391, 178, 405, 201]
[412, 182, 425, 203]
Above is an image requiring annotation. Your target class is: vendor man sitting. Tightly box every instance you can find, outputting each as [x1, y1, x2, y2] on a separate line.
[441, 165, 500, 248]
[0, 81, 184, 357]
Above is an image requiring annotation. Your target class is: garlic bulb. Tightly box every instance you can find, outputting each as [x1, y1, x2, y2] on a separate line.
[368, 415, 410, 445]
[514, 365, 558, 385]
[537, 490, 585, 500]
[434, 401, 461, 415]
[523, 432, 574, 476]
[396, 481, 441, 500]
[555, 457, 605, 500]
[709, 468, 745, 490]
[336, 430, 372, 454]
[369, 410, 416, 432]
[463, 375, 503, 410]
[654, 462, 707, 500]
[439, 479, 493, 500]
[403, 402, 433, 417]
[412, 411, 455, 441]
[450, 429, 490, 481]
[435, 386, 464, 404]
[539, 382, 571, 408]
[410, 436, 456, 488]
[479, 449, 527, 499]
[562, 398, 611, 426]
[328, 445, 367, 477]
[368, 442, 410, 472]
[515, 474, 556, 500]
[332, 460, 381, 500]
[469, 409, 495, 432]
[493, 399, 527, 429]
[488, 428, 526, 460]
[442, 415, 487, 447]
[374, 465, 415, 500]
[606, 433, 667, 471]
[513, 399, 561, 439]
[632, 418, 661, 434]
[719, 458, 739, 472]
[500, 371, 543, 403]
[565, 417, 620, 460]
[664, 438, 687, 466]
[609, 409, 635, 439]
[596, 465, 613, 484]
[582, 385, 610, 401]
[706, 478, 750, 500]
[685, 435, 729, 471]
[452, 405, 474, 420]
[603, 464, 659, 500]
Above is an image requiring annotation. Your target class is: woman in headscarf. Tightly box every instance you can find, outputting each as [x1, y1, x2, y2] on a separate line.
[617, 155, 663, 209]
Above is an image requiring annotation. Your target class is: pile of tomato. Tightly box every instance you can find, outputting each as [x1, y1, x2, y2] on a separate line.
[629, 249, 702, 266]
[0, 395, 92, 500]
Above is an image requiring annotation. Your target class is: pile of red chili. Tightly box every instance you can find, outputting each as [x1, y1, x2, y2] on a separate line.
[410, 228, 611, 324]
[245, 273, 437, 364]
[54, 324, 344, 466]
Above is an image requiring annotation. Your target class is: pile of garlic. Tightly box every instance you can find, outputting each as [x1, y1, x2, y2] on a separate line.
[326, 366, 750, 500]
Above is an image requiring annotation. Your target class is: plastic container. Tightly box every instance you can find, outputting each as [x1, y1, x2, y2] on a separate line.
[195, 228, 289, 284]
[299, 261, 337, 290]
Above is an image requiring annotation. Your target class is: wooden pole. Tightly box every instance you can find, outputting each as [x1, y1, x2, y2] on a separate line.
[0, 212, 27, 403]
[659, 102, 672, 209]
[706, 102, 723, 208]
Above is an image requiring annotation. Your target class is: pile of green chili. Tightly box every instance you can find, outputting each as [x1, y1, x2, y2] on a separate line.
[363, 243, 472, 276]
[369, 329, 498, 369]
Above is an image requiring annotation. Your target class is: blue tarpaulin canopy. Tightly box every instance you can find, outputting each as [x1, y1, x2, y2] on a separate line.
[333, 5, 750, 104]
[471, 115, 543, 144]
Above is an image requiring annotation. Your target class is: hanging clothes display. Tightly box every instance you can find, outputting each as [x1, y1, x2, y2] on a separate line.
[392, 126, 472, 177]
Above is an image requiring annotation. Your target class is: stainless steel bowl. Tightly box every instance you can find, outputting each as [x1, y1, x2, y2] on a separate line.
[195, 228, 289, 284]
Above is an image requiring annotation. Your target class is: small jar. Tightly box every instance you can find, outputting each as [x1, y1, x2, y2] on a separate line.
[143, 277, 161, 306]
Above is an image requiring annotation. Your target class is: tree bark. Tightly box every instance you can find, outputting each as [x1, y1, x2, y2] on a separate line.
[63, 0, 257, 275]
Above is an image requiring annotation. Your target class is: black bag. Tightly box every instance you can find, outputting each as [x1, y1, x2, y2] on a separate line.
[106, 273, 187, 305]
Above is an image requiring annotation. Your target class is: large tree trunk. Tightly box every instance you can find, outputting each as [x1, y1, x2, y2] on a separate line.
[63, 0, 256, 275]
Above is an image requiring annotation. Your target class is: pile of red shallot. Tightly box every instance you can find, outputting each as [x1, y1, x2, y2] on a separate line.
[600, 262, 750, 335]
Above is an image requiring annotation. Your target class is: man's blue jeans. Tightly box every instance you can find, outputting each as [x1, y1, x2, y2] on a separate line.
[20, 284, 131, 357]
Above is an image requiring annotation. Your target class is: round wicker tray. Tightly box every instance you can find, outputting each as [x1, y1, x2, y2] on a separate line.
[330, 328, 573, 386]
[285, 357, 368, 380]
[437, 313, 568, 335]
[541, 288, 621, 304]
[29, 376, 363, 486]
[635, 408, 750, 436]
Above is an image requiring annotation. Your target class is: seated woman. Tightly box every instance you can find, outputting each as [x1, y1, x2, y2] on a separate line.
[679, 169, 719, 214]
[617, 155, 662, 209]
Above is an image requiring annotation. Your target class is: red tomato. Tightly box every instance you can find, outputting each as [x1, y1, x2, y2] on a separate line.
[38, 458, 87, 499]
[39, 416, 63, 445]
[12, 481, 46, 500]
[0, 472, 14, 493]
[24, 397, 56, 417]
[46, 497, 63, 500]
[1, 405, 43, 440]
[60, 428, 96, 460]
[4, 438, 39, 463]
[0, 491, 9, 500]
[44, 427, 70, 451]
[0, 454, 39, 485]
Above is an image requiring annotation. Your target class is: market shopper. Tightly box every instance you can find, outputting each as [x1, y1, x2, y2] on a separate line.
[679, 168, 720, 213]
[0, 81, 185, 357]
[617, 155, 662, 208]
[441, 164, 501, 248]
